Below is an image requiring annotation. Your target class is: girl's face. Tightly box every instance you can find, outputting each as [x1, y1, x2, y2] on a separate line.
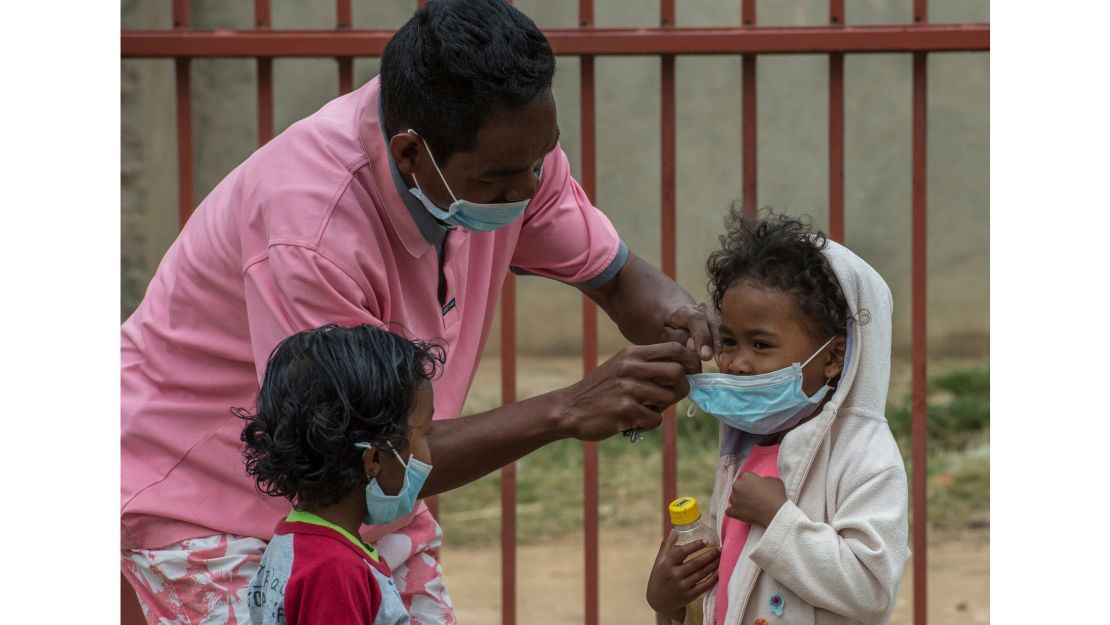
[367, 382, 435, 496]
[716, 279, 845, 396]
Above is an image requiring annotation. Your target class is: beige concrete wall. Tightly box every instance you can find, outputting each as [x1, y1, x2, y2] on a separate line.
[121, 0, 988, 360]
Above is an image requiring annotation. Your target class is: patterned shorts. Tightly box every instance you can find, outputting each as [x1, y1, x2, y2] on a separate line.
[121, 509, 455, 625]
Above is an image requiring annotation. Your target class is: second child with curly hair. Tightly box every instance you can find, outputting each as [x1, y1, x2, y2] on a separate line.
[647, 210, 910, 625]
[238, 324, 446, 625]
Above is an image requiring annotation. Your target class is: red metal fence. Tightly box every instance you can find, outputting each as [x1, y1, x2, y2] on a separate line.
[120, 2, 989, 624]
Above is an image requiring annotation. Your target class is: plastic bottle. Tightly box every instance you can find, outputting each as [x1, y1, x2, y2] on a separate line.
[668, 497, 720, 624]
[670, 496, 719, 558]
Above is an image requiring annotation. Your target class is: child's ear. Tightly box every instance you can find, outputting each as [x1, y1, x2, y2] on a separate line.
[824, 336, 847, 381]
[362, 445, 385, 480]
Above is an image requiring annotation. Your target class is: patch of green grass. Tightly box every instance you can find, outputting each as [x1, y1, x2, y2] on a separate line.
[887, 367, 989, 452]
[890, 366, 990, 530]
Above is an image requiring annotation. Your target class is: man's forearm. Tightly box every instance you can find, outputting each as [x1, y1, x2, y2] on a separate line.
[584, 252, 697, 345]
[420, 391, 567, 496]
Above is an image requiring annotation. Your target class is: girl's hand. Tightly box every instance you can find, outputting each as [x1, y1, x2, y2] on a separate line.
[646, 530, 721, 623]
[726, 472, 788, 527]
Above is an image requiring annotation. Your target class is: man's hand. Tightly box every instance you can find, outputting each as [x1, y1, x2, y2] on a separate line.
[660, 301, 721, 362]
[725, 472, 788, 527]
[554, 342, 700, 441]
[646, 530, 721, 623]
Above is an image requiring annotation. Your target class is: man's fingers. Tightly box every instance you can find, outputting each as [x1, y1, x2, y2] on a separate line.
[660, 326, 690, 347]
[632, 342, 702, 374]
[684, 313, 714, 362]
[624, 403, 664, 433]
[621, 360, 687, 387]
[621, 380, 680, 412]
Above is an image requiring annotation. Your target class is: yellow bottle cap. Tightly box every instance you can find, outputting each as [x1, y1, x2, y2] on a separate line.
[668, 496, 702, 526]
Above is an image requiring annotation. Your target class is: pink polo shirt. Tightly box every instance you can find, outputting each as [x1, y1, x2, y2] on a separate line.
[121, 76, 626, 550]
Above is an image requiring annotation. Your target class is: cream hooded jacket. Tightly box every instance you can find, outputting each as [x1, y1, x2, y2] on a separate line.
[673, 241, 910, 625]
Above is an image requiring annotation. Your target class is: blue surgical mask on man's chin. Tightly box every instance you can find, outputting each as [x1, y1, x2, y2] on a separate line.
[406, 129, 534, 232]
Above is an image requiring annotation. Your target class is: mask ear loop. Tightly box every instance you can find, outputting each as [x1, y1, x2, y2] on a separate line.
[407, 129, 458, 203]
[801, 336, 838, 369]
[355, 441, 408, 480]
[686, 403, 698, 418]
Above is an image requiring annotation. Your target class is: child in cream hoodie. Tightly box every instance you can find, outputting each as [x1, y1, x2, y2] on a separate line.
[647, 210, 910, 625]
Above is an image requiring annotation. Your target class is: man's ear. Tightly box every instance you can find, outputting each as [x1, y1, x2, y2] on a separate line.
[824, 336, 847, 381]
[362, 445, 385, 480]
[390, 132, 422, 176]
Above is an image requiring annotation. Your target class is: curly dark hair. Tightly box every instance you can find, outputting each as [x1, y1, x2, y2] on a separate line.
[237, 324, 445, 510]
[706, 206, 849, 340]
[380, 0, 556, 162]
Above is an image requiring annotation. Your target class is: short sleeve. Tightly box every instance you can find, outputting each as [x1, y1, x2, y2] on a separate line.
[285, 559, 381, 625]
[243, 243, 383, 382]
[509, 145, 628, 288]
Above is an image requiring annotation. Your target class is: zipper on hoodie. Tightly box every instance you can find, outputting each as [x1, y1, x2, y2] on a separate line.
[728, 408, 839, 625]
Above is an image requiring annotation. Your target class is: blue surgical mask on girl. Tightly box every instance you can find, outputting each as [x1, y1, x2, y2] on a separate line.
[687, 336, 837, 435]
[406, 129, 536, 232]
[355, 442, 433, 525]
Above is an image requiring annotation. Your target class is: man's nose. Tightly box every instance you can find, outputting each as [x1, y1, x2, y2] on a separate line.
[505, 169, 541, 203]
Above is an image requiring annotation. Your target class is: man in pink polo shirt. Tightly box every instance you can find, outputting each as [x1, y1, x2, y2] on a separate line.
[121, 1, 717, 623]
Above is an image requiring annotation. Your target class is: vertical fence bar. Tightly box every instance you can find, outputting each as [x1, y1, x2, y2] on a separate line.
[659, 0, 679, 537]
[911, 3, 929, 625]
[255, 0, 274, 146]
[500, 273, 518, 625]
[578, 3, 600, 625]
[741, 0, 757, 217]
[337, 0, 354, 94]
[173, 0, 193, 229]
[828, 0, 845, 242]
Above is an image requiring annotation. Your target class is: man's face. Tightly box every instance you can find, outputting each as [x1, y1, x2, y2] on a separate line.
[394, 89, 560, 209]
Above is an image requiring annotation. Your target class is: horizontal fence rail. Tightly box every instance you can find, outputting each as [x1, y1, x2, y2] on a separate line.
[120, 4, 989, 625]
[122, 24, 988, 57]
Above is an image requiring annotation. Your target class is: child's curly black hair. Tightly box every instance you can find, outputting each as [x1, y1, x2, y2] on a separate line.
[706, 206, 849, 340]
[237, 324, 446, 510]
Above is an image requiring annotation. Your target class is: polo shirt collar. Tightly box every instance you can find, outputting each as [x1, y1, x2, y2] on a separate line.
[357, 77, 439, 258]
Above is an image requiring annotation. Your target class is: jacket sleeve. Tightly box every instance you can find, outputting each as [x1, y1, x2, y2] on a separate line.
[747, 465, 910, 624]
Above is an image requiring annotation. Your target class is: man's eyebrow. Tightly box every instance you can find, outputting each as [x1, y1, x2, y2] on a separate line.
[479, 129, 560, 178]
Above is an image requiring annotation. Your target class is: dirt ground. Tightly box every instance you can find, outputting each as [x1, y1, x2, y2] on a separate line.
[441, 528, 988, 625]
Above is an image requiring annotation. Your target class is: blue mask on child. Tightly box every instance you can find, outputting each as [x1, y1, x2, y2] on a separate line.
[407, 129, 533, 232]
[687, 336, 837, 435]
[355, 443, 433, 526]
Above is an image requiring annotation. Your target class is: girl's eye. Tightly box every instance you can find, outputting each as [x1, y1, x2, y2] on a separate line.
[753, 341, 773, 350]
[720, 337, 737, 348]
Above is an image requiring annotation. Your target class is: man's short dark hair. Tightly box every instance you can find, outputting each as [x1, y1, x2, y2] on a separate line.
[380, 0, 556, 162]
